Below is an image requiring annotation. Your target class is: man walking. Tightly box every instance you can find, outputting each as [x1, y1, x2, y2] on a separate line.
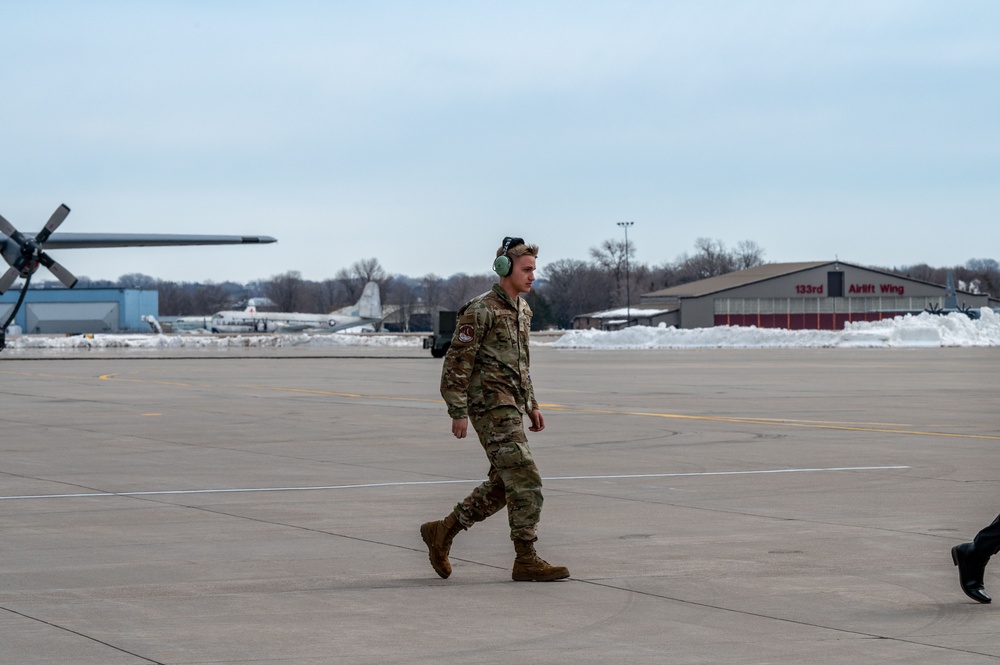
[420, 237, 569, 582]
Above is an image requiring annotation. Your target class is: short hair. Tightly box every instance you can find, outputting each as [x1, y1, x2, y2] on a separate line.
[496, 241, 539, 260]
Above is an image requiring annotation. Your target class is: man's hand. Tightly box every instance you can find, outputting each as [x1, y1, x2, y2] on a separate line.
[451, 417, 468, 439]
[528, 408, 545, 432]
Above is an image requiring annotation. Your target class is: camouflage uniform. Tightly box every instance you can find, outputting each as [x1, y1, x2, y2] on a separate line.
[441, 283, 542, 542]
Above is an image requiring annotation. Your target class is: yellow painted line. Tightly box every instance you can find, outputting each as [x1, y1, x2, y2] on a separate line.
[237, 384, 438, 404]
[99, 373, 214, 388]
[15, 370, 998, 442]
[543, 405, 1000, 441]
[231, 387, 1000, 441]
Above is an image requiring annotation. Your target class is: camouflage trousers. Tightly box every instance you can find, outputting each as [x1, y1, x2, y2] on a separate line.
[453, 406, 543, 542]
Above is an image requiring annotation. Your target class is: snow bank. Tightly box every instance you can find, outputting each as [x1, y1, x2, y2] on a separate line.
[5, 332, 423, 350]
[5, 309, 999, 351]
[551, 308, 1000, 350]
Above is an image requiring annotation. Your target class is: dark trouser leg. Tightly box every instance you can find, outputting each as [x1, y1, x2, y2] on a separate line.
[970, 514, 1000, 566]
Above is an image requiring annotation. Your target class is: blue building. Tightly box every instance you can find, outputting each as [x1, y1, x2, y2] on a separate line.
[0, 288, 159, 334]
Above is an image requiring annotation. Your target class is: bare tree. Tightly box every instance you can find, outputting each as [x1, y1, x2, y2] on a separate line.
[353, 258, 393, 297]
[537, 259, 615, 328]
[589, 238, 634, 304]
[315, 278, 347, 313]
[733, 240, 766, 270]
[157, 281, 193, 316]
[352, 257, 386, 283]
[649, 238, 769, 290]
[442, 273, 495, 310]
[625, 262, 654, 306]
[897, 263, 939, 283]
[421, 274, 444, 313]
[297, 280, 326, 313]
[118, 273, 159, 289]
[335, 267, 363, 304]
[335, 258, 392, 307]
[264, 271, 306, 312]
[965, 258, 1000, 296]
[191, 283, 232, 314]
[690, 238, 735, 278]
[387, 278, 420, 332]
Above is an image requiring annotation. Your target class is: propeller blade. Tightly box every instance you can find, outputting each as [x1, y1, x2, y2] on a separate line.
[0, 213, 28, 246]
[35, 204, 71, 244]
[0, 267, 20, 295]
[0, 213, 17, 238]
[38, 252, 78, 289]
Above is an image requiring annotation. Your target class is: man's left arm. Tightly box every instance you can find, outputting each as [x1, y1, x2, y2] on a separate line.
[521, 299, 543, 432]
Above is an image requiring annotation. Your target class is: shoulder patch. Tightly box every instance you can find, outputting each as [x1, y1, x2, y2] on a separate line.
[457, 324, 475, 343]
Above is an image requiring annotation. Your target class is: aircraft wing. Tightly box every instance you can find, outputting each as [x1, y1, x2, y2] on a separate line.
[0, 202, 280, 330]
[273, 321, 312, 332]
[30, 233, 277, 249]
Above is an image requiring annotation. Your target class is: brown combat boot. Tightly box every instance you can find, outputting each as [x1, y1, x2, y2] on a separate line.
[512, 539, 570, 582]
[420, 513, 463, 578]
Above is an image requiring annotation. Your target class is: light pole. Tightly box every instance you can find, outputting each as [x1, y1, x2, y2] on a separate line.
[617, 221, 634, 327]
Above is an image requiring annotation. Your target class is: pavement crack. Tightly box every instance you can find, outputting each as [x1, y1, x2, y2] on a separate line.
[572, 579, 1000, 660]
[0, 605, 166, 664]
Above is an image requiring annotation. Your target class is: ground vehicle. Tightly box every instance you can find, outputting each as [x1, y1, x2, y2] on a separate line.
[423, 310, 456, 358]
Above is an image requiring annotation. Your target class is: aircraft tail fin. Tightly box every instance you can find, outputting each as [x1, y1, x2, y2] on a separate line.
[358, 281, 381, 320]
[332, 281, 382, 321]
[944, 271, 958, 310]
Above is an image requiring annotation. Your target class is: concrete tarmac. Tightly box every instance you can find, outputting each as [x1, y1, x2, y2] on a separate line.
[1, 345, 999, 664]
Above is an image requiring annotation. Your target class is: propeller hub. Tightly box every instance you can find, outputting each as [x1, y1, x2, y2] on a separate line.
[0, 204, 77, 294]
[20, 238, 41, 259]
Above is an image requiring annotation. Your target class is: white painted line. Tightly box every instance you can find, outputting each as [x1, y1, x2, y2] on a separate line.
[0, 466, 910, 501]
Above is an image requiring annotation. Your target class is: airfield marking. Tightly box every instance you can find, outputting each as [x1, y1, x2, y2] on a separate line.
[238, 384, 434, 403]
[226, 386, 1000, 441]
[0, 465, 910, 501]
[94, 374, 1000, 440]
[6, 369, 996, 441]
[540, 405, 1000, 441]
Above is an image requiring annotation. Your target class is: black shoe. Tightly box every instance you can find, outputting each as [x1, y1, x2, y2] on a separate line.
[952, 543, 992, 604]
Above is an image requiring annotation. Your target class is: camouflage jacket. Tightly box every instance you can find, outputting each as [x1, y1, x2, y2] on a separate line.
[440, 283, 538, 419]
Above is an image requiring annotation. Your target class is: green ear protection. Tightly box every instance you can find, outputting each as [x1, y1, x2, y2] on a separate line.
[493, 236, 524, 277]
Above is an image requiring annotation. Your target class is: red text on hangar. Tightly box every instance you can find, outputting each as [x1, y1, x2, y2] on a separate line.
[848, 283, 905, 295]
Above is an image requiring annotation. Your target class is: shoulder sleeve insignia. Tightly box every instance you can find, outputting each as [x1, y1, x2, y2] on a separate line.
[457, 324, 475, 343]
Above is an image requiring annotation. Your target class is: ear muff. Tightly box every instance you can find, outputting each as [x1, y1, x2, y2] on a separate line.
[493, 254, 512, 277]
[493, 236, 523, 277]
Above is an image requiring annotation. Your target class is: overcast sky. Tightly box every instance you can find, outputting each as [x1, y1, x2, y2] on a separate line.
[2, 2, 998, 285]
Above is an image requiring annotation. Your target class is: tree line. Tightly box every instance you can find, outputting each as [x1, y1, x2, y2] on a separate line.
[34, 240, 1000, 332]
[884, 259, 1000, 300]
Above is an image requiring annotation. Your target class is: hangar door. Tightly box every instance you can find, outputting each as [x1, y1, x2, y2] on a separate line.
[25, 302, 119, 334]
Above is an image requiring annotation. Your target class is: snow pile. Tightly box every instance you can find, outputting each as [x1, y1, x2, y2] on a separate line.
[5, 309, 999, 351]
[6, 332, 423, 350]
[551, 308, 1000, 349]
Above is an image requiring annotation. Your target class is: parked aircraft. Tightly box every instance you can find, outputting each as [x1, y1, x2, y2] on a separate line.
[209, 281, 382, 333]
[924, 272, 981, 319]
[169, 316, 214, 333]
[0, 203, 276, 350]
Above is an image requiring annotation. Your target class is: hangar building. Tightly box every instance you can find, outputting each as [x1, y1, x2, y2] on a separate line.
[0, 288, 158, 334]
[580, 261, 998, 331]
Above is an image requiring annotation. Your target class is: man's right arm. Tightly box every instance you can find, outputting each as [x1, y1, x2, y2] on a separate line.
[440, 303, 489, 422]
